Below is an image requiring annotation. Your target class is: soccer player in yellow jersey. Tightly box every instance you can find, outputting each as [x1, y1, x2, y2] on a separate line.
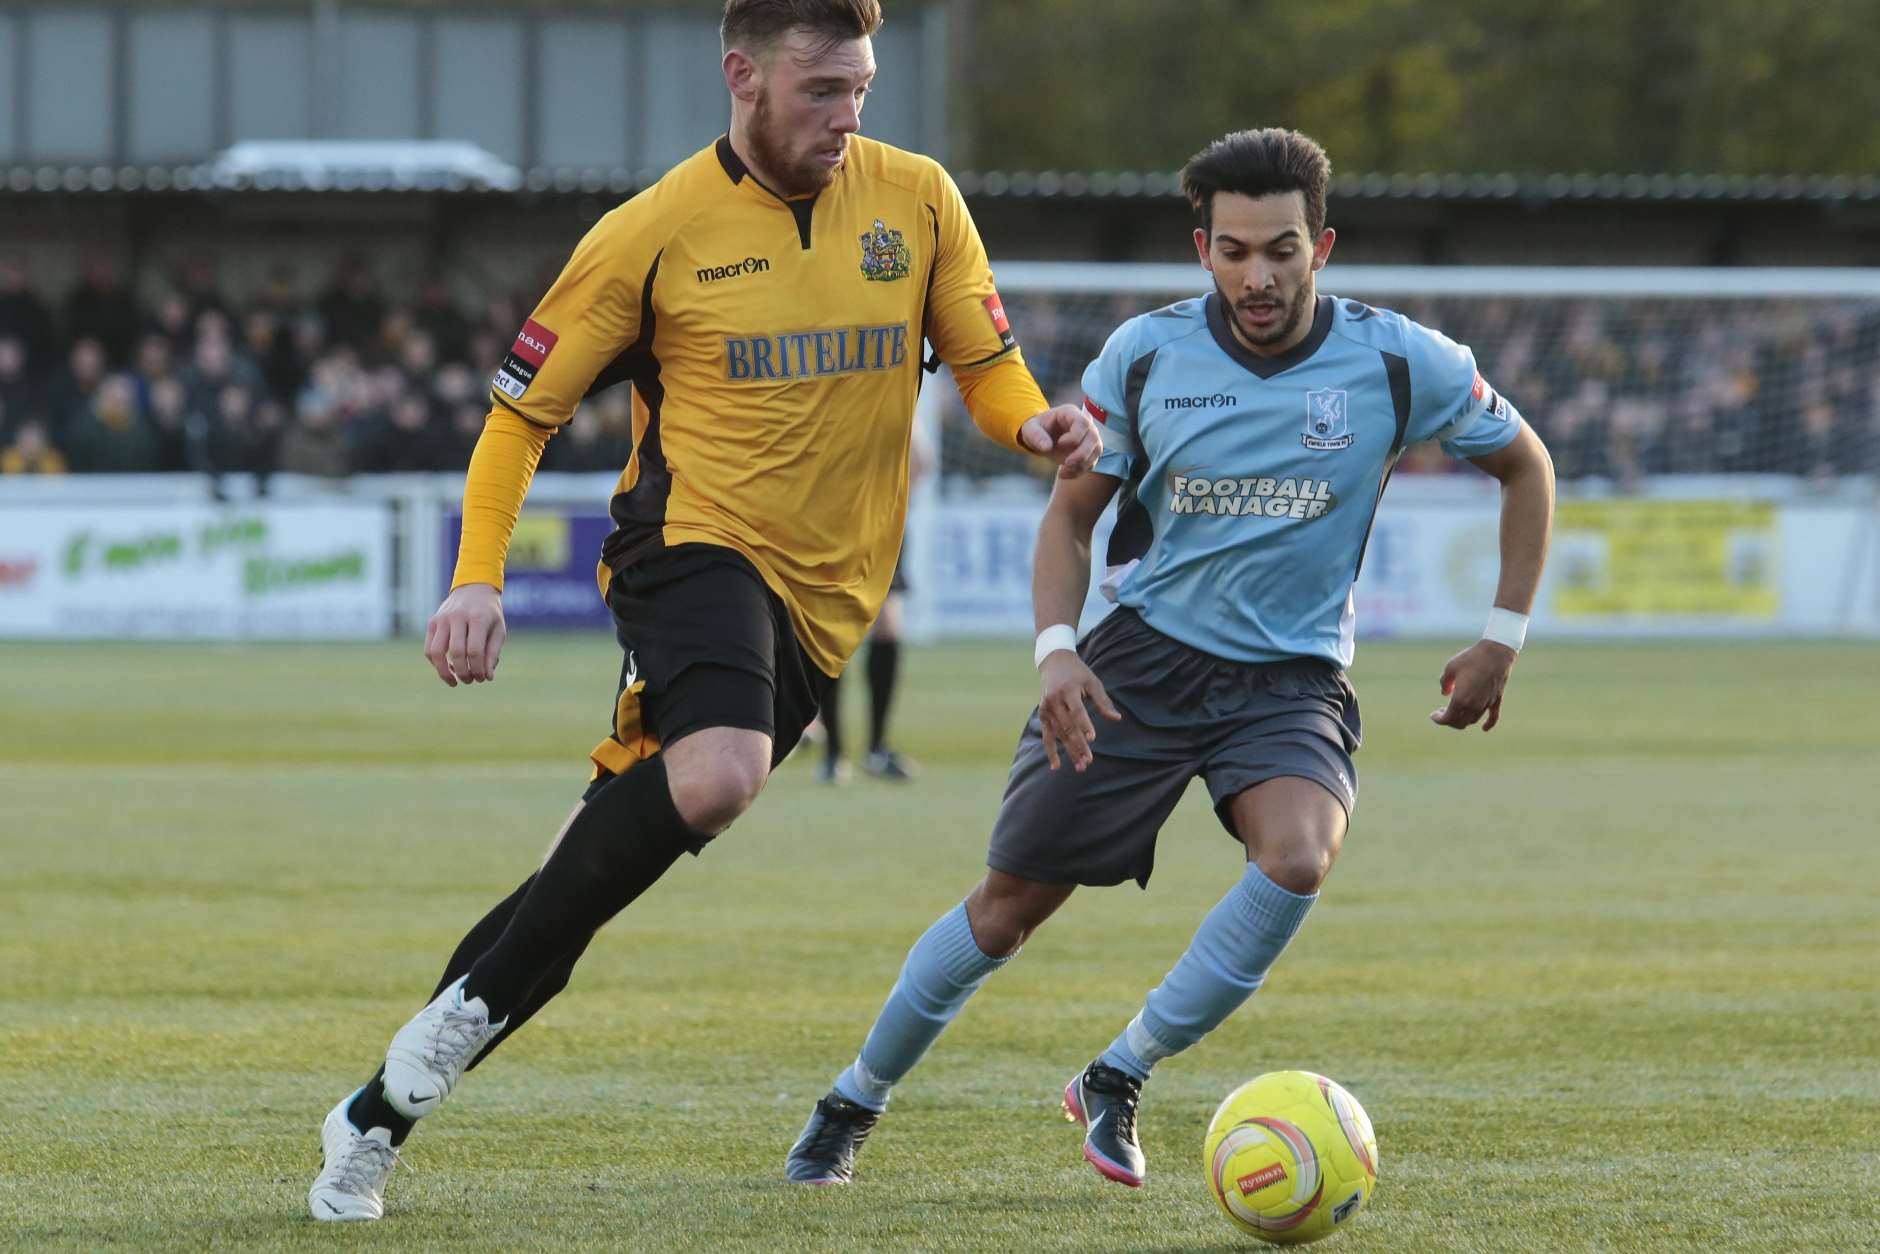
[308, 0, 1101, 1222]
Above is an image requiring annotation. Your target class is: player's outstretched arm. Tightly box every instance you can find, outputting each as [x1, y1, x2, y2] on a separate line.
[1033, 471, 1123, 771]
[425, 582, 506, 688]
[1431, 423, 1556, 731]
[1017, 404, 1103, 479]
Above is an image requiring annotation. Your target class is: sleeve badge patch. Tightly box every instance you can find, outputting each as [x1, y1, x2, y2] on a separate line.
[1084, 396, 1108, 425]
[495, 318, 558, 401]
[983, 293, 1017, 351]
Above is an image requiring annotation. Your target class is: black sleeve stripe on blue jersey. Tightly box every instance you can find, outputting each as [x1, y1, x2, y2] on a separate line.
[1123, 346, 1156, 428]
[1105, 346, 1160, 568]
[1381, 350, 1412, 454]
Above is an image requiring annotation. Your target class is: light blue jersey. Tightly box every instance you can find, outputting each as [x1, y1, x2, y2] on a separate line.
[1082, 292, 1522, 666]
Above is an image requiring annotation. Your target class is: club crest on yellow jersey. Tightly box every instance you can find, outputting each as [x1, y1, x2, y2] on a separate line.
[859, 219, 912, 281]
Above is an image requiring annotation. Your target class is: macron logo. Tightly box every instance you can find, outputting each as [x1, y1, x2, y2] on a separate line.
[1165, 393, 1238, 410]
[697, 257, 771, 284]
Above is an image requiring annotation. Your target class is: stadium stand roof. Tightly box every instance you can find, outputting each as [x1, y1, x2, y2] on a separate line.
[4, 164, 1879, 204]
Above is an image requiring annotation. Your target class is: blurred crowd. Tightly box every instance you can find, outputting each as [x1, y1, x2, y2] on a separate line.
[0, 254, 634, 484]
[951, 290, 1880, 489]
[5, 257, 1876, 488]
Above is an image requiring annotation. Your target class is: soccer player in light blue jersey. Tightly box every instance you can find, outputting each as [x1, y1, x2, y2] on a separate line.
[787, 128, 1556, 1188]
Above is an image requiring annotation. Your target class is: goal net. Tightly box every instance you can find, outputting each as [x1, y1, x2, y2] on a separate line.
[929, 264, 1880, 495]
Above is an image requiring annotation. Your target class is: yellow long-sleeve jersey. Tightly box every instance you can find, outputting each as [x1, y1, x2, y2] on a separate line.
[452, 133, 1049, 675]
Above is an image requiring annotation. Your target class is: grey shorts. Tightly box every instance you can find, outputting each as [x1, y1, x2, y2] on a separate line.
[986, 608, 1362, 889]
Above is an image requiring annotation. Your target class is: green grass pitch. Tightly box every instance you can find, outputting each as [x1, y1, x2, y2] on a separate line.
[2, 634, 1876, 1251]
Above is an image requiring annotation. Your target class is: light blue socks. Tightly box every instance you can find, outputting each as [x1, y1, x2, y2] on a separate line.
[833, 902, 1011, 1112]
[1100, 862, 1316, 1081]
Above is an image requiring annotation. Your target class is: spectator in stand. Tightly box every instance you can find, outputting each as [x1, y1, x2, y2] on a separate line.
[144, 375, 191, 473]
[42, 338, 110, 444]
[353, 388, 453, 473]
[1546, 378, 1611, 482]
[431, 361, 479, 415]
[181, 326, 262, 429]
[0, 255, 57, 381]
[199, 382, 282, 490]
[64, 257, 142, 368]
[414, 275, 471, 365]
[244, 308, 308, 406]
[146, 291, 192, 357]
[290, 313, 328, 381]
[479, 293, 520, 355]
[131, 332, 178, 406]
[1657, 393, 1718, 475]
[178, 255, 233, 334]
[318, 254, 386, 353]
[396, 328, 438, 390]
[62, 374, 156, 472]
[0, 336, 35, 442]
[465, 329, 504, 384]
[1794, 399, 1837, 482]
[253, 265, 302, 322]
[1, 418, 66, 475]
[278, 383, 351, 478]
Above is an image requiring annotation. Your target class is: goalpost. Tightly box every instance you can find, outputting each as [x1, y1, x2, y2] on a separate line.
[906, 265, 1880, 642]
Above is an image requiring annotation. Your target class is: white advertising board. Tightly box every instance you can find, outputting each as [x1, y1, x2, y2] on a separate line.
[912, 490, 1880, 641]
[0, 503, 394, 639]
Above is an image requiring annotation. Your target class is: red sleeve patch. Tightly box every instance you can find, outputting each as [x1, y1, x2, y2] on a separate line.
[1084, 397, 1108, 425]
[983, 294, 1010, 335]
[982, 292, 1016, 351]
[494, 318, 560, 402]
[511, 319, 559, 369]
[1470, 371, 1486, 402]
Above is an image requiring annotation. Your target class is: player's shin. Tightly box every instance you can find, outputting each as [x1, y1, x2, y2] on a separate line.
[1098, 863, 1316, 1081]
[340, 874, 538, 1144]
[831, 901, 1015, 1111]
[461, 757, 705, 1018]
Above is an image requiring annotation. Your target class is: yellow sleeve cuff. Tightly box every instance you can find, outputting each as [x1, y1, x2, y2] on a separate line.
[450, 408, 554, 591]
[954, 350, 1048, 455]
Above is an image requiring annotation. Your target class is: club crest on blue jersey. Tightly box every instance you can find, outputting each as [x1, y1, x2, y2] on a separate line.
[1302, 388, 1354, 450]
[859, 219, 911, 282]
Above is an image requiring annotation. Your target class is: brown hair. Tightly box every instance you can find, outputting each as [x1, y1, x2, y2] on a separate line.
[1180, 128, 1331, 237]
[721, 0, 883, 60]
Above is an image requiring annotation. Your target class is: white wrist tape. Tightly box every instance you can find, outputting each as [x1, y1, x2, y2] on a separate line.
[1482, 607, 1529, 652]
[1033, 623, 1079, 668]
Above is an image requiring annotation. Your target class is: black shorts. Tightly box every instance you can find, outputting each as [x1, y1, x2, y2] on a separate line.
[586, 543, 834, 783]
[986, 608, 1362, 889]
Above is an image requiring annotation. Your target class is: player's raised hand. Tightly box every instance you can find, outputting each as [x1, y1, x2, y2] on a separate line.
[1429, 639, 1517, 731]
[424, 582, 507, 688]
[1038, 650, 1123, 772]
[1019, 404, 1103, 479]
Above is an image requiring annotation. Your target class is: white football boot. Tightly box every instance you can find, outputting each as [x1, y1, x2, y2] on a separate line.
[308, 1091, 400, 1222]
[383, 976, 506, 1120]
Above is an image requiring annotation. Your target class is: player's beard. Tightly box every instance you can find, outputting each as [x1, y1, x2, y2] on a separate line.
[749, 87, 842, 197]
[1217, 277, 1315, 351]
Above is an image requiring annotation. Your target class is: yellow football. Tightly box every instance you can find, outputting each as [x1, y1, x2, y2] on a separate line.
[1202, 1070, 1378, 1244]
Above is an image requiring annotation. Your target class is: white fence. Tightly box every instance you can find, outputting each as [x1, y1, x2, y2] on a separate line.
[0, 471, 1875, 642]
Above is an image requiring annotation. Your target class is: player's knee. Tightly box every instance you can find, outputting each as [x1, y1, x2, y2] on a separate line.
[666, 745, 768, 835]
[1257, 841, 1335, 896]
[965, 875, 1066, 957]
